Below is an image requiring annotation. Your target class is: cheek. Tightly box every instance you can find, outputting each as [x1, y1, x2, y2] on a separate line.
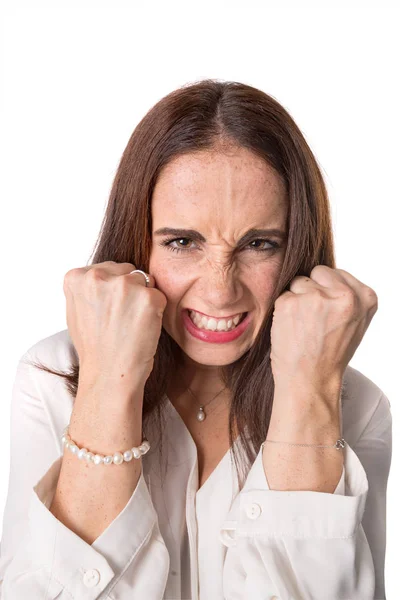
[148, 255, 186, 303]
[250, 261, 282, 306]
[250, 279, 276, 308]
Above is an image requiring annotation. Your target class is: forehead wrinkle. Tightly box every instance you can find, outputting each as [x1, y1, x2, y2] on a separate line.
[158, 149, 282, 201]
[152, 149, 287, 235]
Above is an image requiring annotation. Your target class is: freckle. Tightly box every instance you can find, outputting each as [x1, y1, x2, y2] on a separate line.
[121, 373, 124, 378]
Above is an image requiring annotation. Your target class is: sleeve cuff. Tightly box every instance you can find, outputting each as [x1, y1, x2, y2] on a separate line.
[220, 441, 367, 547]
[333, 463, 345, 494]
[263, 451, 345, 495]
[29, 454, 158, 598]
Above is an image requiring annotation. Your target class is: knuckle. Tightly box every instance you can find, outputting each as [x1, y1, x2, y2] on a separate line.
[338, 289, 358, 314]
[156, 293, 168, 312]
[310, 265, 324, 276]
[63, 268, 80, 290]
[364, 287, 379, 312]
[64, 267, 79, 280]
[275, 293, 293, 311]
[118, 272, 148, 297]
[364, 285, 378, 303]
[310, 264, 331, 278]
[121, 270, 142, 285]
[85, 266, 106, 283]
[308, 288, 328, 308]
[288, 275, 302, 288]
[337, 283, 355, 299]
[310, 287, 325, 299]
[116, 273, 136, 295]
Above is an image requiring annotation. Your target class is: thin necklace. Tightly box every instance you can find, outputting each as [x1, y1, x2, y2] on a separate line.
[185, 383, 228, 422]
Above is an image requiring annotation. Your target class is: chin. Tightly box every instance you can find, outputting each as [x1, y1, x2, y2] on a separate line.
[179, 340, 251, 367]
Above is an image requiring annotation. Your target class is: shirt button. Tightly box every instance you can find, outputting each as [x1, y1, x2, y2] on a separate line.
[83, 568, 101, 587]
[245, 502, 262, 519]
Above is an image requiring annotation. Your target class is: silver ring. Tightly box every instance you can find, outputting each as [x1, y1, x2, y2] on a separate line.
[129, 269, 150, 287]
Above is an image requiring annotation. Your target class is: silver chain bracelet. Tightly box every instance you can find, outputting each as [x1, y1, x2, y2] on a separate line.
[61, 424, 151, 465]
[262, 438, 346, 450]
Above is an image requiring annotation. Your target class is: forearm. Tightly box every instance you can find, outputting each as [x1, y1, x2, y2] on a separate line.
[49, 382, 145, 545]
[262, 385, 344, 493]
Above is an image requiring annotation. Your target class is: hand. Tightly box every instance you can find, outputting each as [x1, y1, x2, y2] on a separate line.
[63, 261, 167, 388]
[270, 265, 378, 398]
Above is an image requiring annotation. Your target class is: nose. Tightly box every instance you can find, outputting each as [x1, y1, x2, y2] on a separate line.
[201, 263, 243, 311]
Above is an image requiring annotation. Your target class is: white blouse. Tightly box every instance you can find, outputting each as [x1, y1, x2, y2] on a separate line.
[0, 329, 392, 599]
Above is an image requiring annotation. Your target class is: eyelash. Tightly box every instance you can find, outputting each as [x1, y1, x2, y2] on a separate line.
[158, 237, 280, 254]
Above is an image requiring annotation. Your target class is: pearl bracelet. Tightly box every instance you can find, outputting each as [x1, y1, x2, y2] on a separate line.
[61, 425, 151, 465]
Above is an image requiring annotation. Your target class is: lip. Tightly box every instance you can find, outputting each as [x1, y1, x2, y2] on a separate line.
[182, 309, 252, 344]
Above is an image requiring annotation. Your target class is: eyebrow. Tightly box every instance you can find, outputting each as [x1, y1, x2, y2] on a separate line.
[154, 227, 288, 245]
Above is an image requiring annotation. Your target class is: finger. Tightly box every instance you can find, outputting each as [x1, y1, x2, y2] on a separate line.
[290, 267, 348, 296]
[310, 266, 370, 297]
[291, 267, 376, 312]
[81, 262, 157, 288]
[288, 274, 324, 295]
[334, 268, 372, 294]
[81, 261, 132, 275]
[336, 269, 378, 313]
[314, 267, 374, 306]
[309, 266, 347, 290]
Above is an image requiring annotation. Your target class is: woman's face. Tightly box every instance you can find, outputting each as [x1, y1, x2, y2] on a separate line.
[149, 146, 288, 368]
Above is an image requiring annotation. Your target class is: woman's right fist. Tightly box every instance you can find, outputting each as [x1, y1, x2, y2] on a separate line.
[63, 261, 168, 387]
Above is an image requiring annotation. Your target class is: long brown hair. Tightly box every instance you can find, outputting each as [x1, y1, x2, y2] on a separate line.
[27, 78, 346, 488]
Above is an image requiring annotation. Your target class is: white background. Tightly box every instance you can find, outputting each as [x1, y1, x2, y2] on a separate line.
[0, 0, 398, 596]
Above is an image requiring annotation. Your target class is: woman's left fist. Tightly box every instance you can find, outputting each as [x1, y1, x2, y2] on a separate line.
[270, 265, 378, 391]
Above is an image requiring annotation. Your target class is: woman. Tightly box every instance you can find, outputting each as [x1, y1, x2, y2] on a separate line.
[0, 79, 392, 599]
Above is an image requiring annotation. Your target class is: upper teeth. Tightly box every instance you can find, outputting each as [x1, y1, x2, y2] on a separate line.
[189, 310, 243, 331]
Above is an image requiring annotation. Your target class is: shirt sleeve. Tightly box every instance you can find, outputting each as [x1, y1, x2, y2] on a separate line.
[0, 352, 170, 600]
[219, 393, 392, 600]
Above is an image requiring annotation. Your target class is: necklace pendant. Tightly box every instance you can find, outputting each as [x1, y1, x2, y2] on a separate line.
[196, 406, 206, 422]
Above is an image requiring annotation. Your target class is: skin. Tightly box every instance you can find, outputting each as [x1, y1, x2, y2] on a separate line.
[149, 144, 288, 417]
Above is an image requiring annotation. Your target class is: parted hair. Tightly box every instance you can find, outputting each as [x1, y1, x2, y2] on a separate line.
[28, 78, 346, 488]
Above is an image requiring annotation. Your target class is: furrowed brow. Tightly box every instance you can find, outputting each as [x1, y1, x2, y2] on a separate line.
[154, 227, 287, 244]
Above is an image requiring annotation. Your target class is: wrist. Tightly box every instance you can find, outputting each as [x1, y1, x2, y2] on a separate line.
[268, 388, 342, 442]
[78, 360, 149, 388]
[273, 377, 342, 413]
[71, 379, 145, 444]
[68, 400, 144, 456]
[77, 371, 145, 403]
[273, 372, 343, 398]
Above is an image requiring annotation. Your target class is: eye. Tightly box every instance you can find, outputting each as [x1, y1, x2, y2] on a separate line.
[248, 239, 279, 251]
[159, 237, 194, 252]
[158, 237, 280, 254]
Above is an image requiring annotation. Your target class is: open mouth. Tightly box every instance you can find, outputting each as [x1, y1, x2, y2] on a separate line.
[187, 309, 248, 332]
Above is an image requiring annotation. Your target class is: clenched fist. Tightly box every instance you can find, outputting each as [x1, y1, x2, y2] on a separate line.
[270, 265, 378, 398]
[63, 261, 168, 389]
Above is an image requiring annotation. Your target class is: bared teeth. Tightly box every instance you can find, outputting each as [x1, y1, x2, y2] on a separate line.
[189, 310, 243, 332]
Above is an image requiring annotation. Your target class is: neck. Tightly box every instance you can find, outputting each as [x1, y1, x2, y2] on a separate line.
[166, 356, 231, 411]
